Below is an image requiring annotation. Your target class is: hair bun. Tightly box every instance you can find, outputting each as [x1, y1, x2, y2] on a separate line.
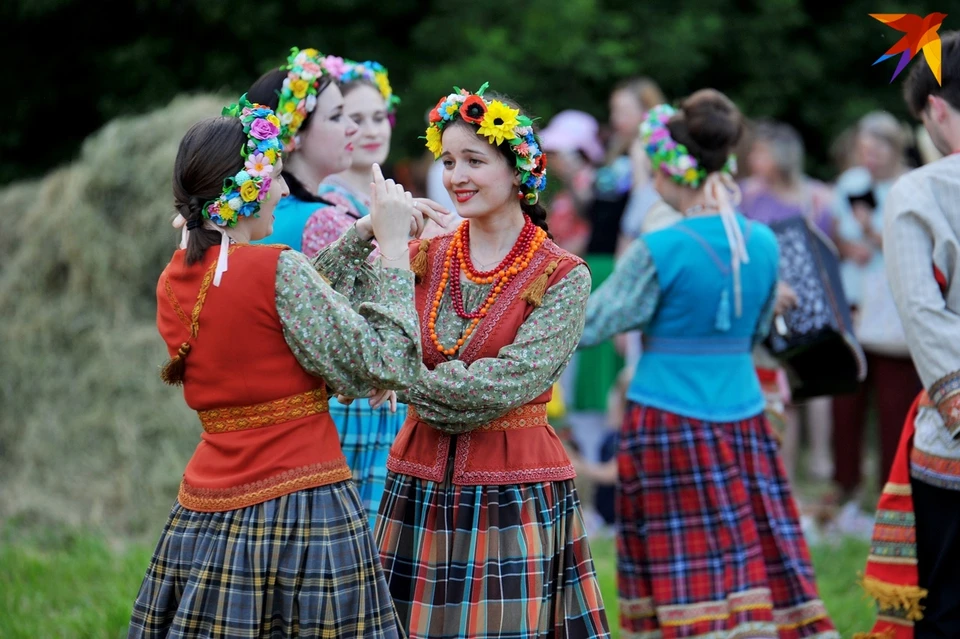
[681, 88, 743, 152]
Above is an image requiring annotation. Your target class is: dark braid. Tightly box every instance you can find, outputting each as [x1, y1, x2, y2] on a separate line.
[521, 200, 552, 240]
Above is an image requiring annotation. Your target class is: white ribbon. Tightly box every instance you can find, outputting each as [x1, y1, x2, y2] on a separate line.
[171, 214, 232, 287]
[703, 172, 748, 317]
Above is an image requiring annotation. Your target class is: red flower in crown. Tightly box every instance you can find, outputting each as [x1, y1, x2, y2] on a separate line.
[429, 97, 445, 123]
[533, 151, 548, 175]
[459, 95, 487, 124]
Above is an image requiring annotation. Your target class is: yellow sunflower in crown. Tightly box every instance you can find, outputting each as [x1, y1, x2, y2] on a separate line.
[425, 126, 443, 158]
[477, 101, 520, 146]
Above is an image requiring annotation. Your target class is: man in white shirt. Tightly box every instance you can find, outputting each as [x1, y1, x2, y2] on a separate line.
[860, 29, 960, 638]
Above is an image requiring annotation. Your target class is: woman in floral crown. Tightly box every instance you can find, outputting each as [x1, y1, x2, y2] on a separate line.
[246, 47, 361, 256]
[248, 48, 450, 530]
[319, 83, 610, 637]
[127, 95, 430, 638]
[579, 89, 838, 638]
[318, 57, 401, 216]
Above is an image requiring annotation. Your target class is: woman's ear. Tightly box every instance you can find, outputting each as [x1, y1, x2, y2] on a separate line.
[513, 170, 521, 188]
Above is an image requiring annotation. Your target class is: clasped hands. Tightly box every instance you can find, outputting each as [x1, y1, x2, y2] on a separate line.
[354, 163, 456, 247]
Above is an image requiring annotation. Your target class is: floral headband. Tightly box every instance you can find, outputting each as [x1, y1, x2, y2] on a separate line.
[275, 47, 340, 152]
[334, 58, 400, 120]
[425, 82, 547, 203]
[203, 95, 282, 227]
[640, 104, 736, 189]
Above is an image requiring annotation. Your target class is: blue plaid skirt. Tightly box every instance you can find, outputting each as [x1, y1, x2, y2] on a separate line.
[331, 400, 407, 529]
[128, 482, 403, 638]
[374, 450, 611, 638]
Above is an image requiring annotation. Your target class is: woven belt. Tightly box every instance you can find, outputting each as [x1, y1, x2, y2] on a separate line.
[409, 403, 549, 431]
[642, 335, 751, 355]
[198, 387, 329, 434]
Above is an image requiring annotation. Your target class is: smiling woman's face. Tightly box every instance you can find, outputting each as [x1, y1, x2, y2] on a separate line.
[440, 123, 519, 219]
[343, 83, 391, 169]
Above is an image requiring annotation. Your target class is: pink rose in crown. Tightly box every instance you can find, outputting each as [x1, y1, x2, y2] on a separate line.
[258, 177, 272, 201]
[300, 62, 323, 77]
[250, 118, 280, 140]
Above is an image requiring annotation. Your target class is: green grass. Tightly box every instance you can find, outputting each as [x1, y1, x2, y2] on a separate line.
[0, 528, 153, 639]
[0, 528, 874, 638]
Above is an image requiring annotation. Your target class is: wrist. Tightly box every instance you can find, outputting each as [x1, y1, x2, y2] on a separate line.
[378, 240, 409, 262]
[355, 217, 374, 241]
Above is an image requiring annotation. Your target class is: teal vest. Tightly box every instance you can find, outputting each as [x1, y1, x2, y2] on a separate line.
[628, 215, 779, 421]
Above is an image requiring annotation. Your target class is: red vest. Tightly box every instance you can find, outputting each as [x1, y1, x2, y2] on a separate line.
[387, 232, 584, 485]
[157, 244, 350, 512]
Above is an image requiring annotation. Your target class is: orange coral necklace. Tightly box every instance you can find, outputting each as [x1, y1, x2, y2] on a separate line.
[429, 216, 546, 356]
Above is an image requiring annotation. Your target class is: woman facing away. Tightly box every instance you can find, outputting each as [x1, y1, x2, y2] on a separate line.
[247, 48, 451, 527]
[127, 95, 433, 637]
[738, 119, 836, 485]
[320, 83, 610, 638]
[579, 89, 839, 638]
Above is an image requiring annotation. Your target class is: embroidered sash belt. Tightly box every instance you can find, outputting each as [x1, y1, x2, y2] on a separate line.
[409, 402, 549, 432]
[198, 387, 330, 434]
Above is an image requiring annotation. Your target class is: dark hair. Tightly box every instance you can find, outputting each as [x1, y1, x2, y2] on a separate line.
[444, 96, 552, 240]
[172, 117, 246, 265]
[247, 66, 338, 210]
[246, 67, 335, 141]
[666, 88, 744, 175]
[904, 29, 960, 118]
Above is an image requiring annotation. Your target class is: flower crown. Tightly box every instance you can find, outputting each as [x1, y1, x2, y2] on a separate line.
[336, 58, 400, 117]
[203, 95, 282, 227]
[425, 82, 547, 202]
[640, 104, 736, 189]
[275, 47, 336, 152]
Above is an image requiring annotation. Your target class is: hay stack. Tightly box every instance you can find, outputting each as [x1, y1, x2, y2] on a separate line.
[0, 93, 231, 540]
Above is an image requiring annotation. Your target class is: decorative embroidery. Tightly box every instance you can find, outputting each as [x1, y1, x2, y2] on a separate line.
[772, 599, 831, 629]
[658, 588, 773, 625]
[620, 597, 657, 620]
[452, 429, 576, 485]
[386, 413, 451, 482]
[198, 387, 329, 434]
[910, 447, 960, 489]
[178, 459, 352, 512]
[930, 369, 960, 436]
[461, 241, 573, 363]
[164, 245, 239, 338]
[868, 509, 917, 564]
[475, 403, 549, 431]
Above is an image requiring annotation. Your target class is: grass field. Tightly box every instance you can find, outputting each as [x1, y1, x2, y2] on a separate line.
[1, 524, 874, 638]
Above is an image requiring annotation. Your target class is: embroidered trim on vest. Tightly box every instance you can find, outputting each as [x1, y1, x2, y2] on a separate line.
[177, 458, 351, 512]
[453, 428, 576, 485]
[386, 429, 451, 481]
[198, 387, 329, 434]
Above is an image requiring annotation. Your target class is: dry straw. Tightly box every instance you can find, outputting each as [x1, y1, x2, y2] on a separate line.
[0, 93, 231, 542]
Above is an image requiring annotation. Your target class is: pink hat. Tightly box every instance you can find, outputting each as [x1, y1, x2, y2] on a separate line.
[538, 110, 605, 165]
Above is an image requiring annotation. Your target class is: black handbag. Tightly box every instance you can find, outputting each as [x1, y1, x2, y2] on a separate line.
[763, 215, 867, 400]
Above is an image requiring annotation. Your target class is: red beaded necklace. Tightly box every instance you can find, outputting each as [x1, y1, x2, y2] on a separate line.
[428, 216, 546, 356]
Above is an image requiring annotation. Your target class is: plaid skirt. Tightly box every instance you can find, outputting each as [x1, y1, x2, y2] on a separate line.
[617, 404, 838, 639]
[128, 482, 403, 638]
[330, 400, 408, 529]
[374, 453, 611, 638]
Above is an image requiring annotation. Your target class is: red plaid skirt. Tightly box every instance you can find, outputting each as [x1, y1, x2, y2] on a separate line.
[616, 403, 838, 638]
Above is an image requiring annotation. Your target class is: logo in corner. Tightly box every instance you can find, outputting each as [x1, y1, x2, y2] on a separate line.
[870, 13, 947, 86]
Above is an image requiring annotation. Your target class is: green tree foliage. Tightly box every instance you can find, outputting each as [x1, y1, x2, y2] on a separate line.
[5, 0, 946, 185]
